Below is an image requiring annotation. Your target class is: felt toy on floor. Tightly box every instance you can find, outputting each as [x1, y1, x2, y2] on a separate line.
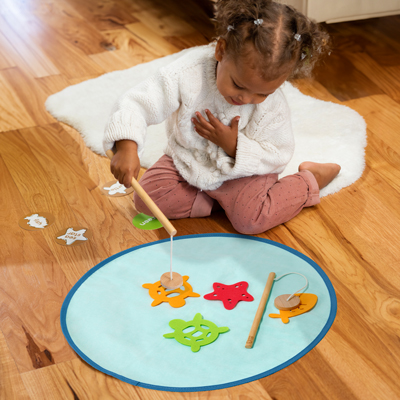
[269, 293, 318, 323]
[55, 226, 92, 246]
[19, 212, 55, 230]
[142, 275, 200, 308]
[204, 281, 254, 310]
[100, 180, 134, 196]
[132, 213, 162, 230]
[163, 313, 229, 352]
[24, 213, 48, 228]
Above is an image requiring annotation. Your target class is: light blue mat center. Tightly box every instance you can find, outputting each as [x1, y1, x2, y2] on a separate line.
[61, 234, 336, 392]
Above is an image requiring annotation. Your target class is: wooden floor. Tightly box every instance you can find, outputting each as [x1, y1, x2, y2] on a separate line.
[0, 1, 399, 399]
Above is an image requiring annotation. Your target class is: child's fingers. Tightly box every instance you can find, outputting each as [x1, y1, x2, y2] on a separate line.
[192, 118, 212, 136]
[122, 172, 135, 188]
[115, 172, 128, 188]
[111, 166, 133, 188]
[205, 109, 221, 127]
[194, 124, 211, 138]
[193, 112, 213, 130]
[231, 116, 240, 130]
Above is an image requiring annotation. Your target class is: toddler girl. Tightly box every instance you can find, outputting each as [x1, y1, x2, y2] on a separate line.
[103, 0, 340, 235]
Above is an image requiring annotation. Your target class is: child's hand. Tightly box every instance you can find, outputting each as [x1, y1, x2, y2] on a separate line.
[192, 110, 240, 158]
[110, 140, 141, 188]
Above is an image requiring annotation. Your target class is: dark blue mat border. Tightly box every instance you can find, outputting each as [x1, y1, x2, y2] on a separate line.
[60, 233, 337, 392]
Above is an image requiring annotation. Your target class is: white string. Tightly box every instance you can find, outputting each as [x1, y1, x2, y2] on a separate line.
[274, 272, 308, 301]
[170, 235, 173, 280]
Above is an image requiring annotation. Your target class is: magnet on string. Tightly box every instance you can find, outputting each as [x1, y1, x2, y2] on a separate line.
[274, 294, 301, 311]
[273, 272, 309, 311]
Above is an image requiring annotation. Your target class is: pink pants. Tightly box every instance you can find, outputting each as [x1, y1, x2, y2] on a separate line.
[134, 155, 320, 235]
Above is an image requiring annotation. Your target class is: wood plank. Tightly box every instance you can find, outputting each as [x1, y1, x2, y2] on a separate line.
[56, 123, 118, 191]
[0, 31, 29, 73]
[67, 0, 140, 31]
[363, 132, 400, 192]
[290, 182, 400, 285]
[55, 122, 148, 201]
[344, 95, 400, 152]
[0, 10, 105, 80]
[156, 0, 215, 42]
[330, 187, 400, 285]
[0, 71, 36, 132]
[0, 130, 101, 284]
[0, 329, 31, 400]
[35, 74, 72, 97]
[290, 185, 400, 319]
[345, 52, 400, 103]
[332, 167, 400, 267]
[36, 73, 103, 95]
[361, 16, 400, 57]
[313, 51, 384, 101]
[282, 208, 400, 397]
[132, 8, 197, 37]
[97, 29, 160, 59]
[136, 381, 273, 400]
[21, 359, 142, 400]
[0, 153, 76, 373]
[317, 330, 398, 399]
[125, 22, 181, 57]
[19, 123, 164, 262]
[65, 74, 102, 86]
[0, 14, 60, 78]
[326, 17, 400, 74]
[89, 30, 157, 72]
[325, 22, 400, 68]
[260, 345, 356, 399]
[21, 358, 273, 399]
[164, 32, 210, 51]
[89, 49, 148, 72]
[0, 32, 16, 69]
[344, 91, 400, 196]
[291, 78, 341, 103]
[26, 0, 109, 56]
[0, 67, 56, 126]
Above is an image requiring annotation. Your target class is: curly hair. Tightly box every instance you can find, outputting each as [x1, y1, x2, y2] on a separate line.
[213, 0, 331, 80]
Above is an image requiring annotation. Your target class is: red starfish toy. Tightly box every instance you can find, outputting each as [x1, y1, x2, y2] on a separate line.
[204, 281, 254, 310]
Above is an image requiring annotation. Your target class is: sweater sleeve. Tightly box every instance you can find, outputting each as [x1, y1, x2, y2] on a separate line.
[103, 67, 181, 156]
[220, 90, 294, 177]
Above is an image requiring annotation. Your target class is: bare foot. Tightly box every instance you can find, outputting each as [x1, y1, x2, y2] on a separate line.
[298, 161, 341, 189]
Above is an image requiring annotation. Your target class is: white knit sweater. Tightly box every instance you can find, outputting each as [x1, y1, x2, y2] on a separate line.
[103, 44, 294, 191]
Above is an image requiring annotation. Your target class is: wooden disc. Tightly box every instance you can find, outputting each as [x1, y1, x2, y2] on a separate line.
[274, 294, 301, 311]
[160, 272, 183, 290]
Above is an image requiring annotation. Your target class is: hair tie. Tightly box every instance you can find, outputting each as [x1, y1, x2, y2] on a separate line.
[227, 25, 234, 32]
[254, 19, 263, 26]
[294, 33, 301, 41]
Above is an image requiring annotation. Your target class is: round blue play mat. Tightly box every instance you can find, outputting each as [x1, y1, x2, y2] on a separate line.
[61, 233, 336, 392]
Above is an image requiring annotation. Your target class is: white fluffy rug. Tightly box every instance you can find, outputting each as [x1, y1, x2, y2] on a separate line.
[45, 47, 367, 197]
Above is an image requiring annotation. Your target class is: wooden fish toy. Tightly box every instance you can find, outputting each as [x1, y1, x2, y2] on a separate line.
[269, 293, 318, 323]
